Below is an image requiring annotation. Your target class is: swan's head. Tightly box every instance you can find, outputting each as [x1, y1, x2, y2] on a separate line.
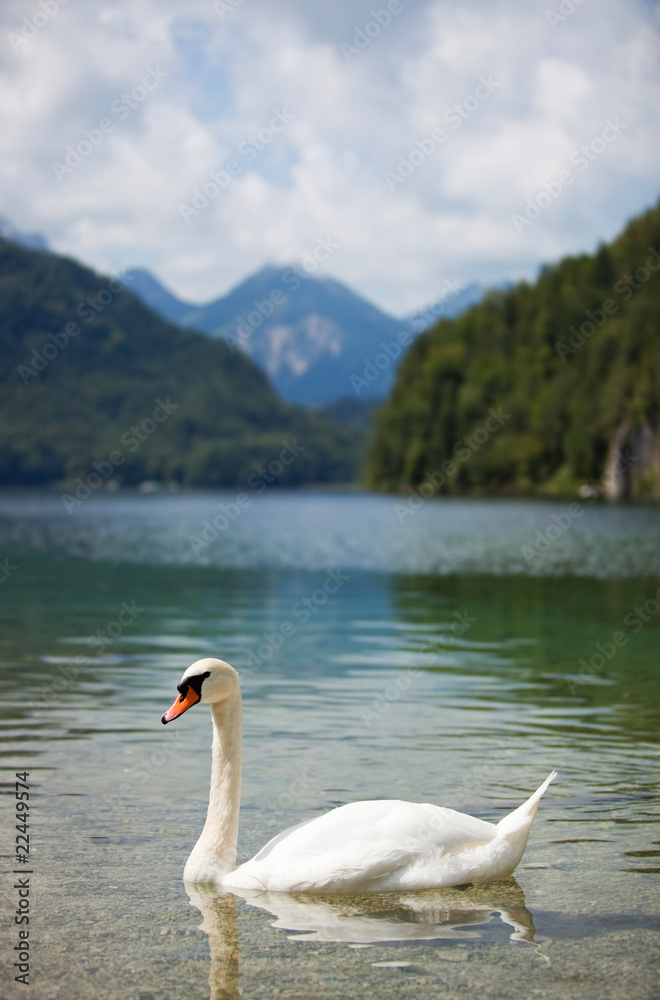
[161, 657, 239, 724]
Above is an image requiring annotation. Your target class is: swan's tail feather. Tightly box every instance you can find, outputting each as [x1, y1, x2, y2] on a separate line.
[496, 770, 557, 838]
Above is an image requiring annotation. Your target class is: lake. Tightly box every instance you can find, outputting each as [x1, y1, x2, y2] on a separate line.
[1, 489, 659, 999]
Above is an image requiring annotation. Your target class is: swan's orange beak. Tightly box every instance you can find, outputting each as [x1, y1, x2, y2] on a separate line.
[161, 687, 201, 724]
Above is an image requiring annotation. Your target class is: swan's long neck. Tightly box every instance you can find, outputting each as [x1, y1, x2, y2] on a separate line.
[187, 693, 242, 878]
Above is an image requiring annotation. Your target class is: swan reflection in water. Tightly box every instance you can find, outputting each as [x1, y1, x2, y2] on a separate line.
[186, 878, 535, 999]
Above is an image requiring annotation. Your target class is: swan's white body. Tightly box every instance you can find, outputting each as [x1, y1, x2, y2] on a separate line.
[162, 658, 556, 893]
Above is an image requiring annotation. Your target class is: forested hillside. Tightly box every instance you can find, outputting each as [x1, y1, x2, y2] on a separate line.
[0, 241, 361, 487]
[368, 200, 660, 500]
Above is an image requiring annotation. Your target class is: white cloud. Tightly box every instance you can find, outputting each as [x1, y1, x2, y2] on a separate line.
[0, 0, 658, 315]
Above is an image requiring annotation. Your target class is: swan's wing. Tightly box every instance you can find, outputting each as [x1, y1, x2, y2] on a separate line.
[250, 814, 332, 863]
[225, 800, 498, 892]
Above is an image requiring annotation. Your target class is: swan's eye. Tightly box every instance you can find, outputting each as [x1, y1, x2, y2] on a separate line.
[178, 671, 211, 699]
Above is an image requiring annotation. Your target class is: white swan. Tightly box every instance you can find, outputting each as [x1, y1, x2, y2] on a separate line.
[162, 657, 557, 892]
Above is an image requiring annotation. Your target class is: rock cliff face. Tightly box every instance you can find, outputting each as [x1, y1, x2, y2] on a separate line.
[604, 421, 660, 500]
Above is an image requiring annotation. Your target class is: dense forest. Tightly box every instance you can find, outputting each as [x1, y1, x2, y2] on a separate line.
[0, 241, 362, 487]
[367, 200, 660, 500]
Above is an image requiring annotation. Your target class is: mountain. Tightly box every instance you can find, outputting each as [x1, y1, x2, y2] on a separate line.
[123, 264, 407, 406]
[0, 216, 49, 253]
[125, 265, 493, 408]
[0, 216, 493, 410]
[367, 199, 660, 501]
[318, 396, 384, 434]
[0, 241, 363, 488]
[122, 267, 197, 326]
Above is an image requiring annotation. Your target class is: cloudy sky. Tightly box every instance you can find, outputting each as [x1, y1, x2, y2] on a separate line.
[1, 0, 658, 315]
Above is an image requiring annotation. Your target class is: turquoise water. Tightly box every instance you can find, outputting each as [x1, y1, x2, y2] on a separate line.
[1, 490, 659, 999]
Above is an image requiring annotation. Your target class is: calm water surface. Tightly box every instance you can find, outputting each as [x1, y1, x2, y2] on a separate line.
[1, 490, 659, 1000]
